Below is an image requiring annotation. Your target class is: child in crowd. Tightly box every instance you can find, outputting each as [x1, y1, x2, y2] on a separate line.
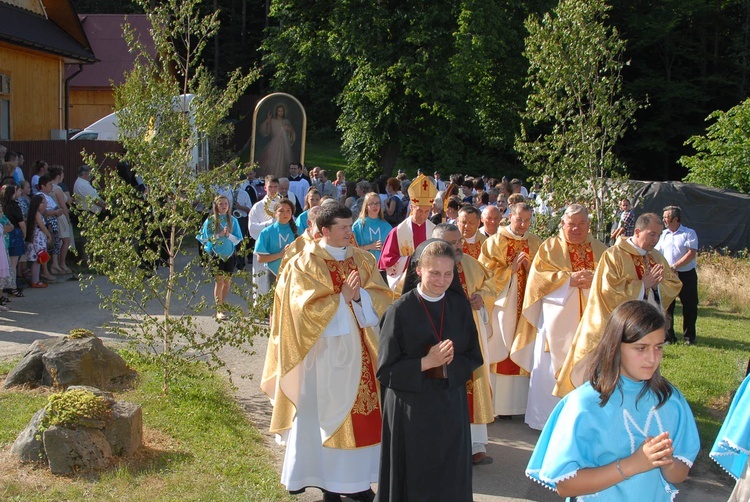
[527, 300, 700, 500]
[711, 373, 750, 502]
[255, 198, 299, 285]
[24, 194, 53, 289]
[197, 195, 243, 321]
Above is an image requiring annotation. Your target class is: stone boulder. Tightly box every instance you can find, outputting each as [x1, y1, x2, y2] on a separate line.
[104, 401, 143, 456]
[11, 386, 143, 475]
[10, 408, 46, 462]
[43, 426, 114, 475]
[3, 336, 133, 390]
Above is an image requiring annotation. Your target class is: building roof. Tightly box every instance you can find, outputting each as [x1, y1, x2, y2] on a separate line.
[0, 2, 95, 63]
[66, 14, 154, 88]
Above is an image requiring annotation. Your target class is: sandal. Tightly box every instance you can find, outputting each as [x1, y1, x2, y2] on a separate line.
[7, 288, 24, 297]
[31, 282, 48, 289]
[0, 296, 9, 305]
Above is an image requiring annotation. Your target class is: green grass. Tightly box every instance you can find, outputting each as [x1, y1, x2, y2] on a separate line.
[661, 303, 750, 475]
[304, 135, 350, 172]
[0, 352, 292, 501]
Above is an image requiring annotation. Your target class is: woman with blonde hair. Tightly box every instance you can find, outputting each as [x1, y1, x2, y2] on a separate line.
[352, 192, 392, 263]
[197, 195, 244, 321]
[294, 188, 321, 230]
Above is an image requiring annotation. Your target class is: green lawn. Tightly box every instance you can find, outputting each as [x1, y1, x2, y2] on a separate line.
[304, 136, 350, 173]
[661, 303, 750, 473]
[0, 352, 292, 502]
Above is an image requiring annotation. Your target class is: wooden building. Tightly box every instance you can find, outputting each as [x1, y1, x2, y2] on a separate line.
[0, 0, 95, 141]
[66, 14, 153, 131]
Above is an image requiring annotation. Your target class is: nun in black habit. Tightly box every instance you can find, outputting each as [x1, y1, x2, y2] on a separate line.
[375, 239, 483, 502]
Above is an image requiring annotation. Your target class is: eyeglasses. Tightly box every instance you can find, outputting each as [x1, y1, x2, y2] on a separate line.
[367, 202, 381, 207]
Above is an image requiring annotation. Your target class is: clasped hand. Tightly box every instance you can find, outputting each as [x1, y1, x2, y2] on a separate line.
[423, 339, 454, 370]
[511, 252, 531, 273]
[630, 432, 674, 474]
[570, 269, 594, 289]
[341, 270, 361, 304]
[642, 264, 664, 290]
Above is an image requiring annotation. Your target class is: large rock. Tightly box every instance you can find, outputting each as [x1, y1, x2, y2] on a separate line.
[10, 408, 46, 462]
[3, 337, 133, 390]
[104, 401, 143, 456]
[3, 339, 62, 388]
[43, 426, 114, 475]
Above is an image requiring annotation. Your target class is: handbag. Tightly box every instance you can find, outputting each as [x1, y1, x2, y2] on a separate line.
[37, 249, 50, 264]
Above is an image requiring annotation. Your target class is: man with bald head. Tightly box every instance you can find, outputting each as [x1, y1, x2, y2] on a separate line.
[457, 205, 486, 259]
[509, 204, 607, 430]
[479, 203, 541, 418]
[480, 205, 502, 237]
[555, 212, 682, 397]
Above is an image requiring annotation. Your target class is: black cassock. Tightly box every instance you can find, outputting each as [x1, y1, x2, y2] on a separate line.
[376, 288, 483, 502]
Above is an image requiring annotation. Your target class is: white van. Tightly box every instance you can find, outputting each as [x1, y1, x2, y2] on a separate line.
[70, 94, 209, 173]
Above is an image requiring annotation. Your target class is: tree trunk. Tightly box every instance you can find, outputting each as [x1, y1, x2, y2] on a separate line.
[378, 142, 400, 177]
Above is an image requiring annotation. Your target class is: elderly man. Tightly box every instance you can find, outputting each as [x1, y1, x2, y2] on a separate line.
[73, 165, 106, 217]
[457, 205, 486, 259]
[378, 174, 436, 291]
[509, 204, 607, 430]
[556, 213, 682, 396]
[433, 223, 496, 465]
[656, 205, 699, 345]
[479, 202, 541, 417]
[278, 177, 303, 215]
[317, 169, 339, 199]
[480, 205, 502, 237]
[261, 203, 391, 501]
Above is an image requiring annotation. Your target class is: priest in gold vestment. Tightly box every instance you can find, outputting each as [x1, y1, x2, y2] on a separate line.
[479, 203, 541, 416]
[555, 212, 682, 397]
[261, 203, 393, 500]
[509, 204, 607, 430]
[433, 223, 497, 465]
[457, 205, 487, 259]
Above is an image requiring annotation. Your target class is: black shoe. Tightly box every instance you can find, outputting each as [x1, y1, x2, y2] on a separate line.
[322, 490, 342, 502]
[348, 488, 376, 502]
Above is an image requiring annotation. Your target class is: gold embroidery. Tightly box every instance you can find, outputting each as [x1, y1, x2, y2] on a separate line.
[352, 337, 380, 416]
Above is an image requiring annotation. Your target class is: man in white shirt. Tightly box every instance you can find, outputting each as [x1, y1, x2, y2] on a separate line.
[655, 205, 699, 345]
[248, 175, 281, 295]
[73, 165, 106, 217]
[288, 163, 310, 204]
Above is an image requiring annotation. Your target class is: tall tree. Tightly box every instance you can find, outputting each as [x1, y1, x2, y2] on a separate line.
[517, 0, 636, 239]
[679, 97, 750, 193]
[78, 0, 261, 392]
[263, 0, 546, 178]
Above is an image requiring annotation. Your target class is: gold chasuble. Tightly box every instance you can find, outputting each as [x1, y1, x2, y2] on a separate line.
[456, 254, 496, 425]
[261, 243, 393, 448]
[479, 226, 541, 375]
[462, 231, 487, 260]
[554, 237, 682, 397]
[279, 230, 317, 274]
[510, 231, 608, 373]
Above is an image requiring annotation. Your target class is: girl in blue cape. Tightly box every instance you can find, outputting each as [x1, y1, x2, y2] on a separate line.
[710, 372, 750, 501]
[255, 198, 299, 283]
[197, 195, 243, 321]
[527, 300, 700, 501]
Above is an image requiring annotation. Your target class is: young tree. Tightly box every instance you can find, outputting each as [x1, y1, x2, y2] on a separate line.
[680, 97, 750, 193]
[77, 0, 261, 392]
[517, 0, 637, 239]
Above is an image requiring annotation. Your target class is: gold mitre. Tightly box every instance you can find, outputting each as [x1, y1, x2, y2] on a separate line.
[408, 173, 438, 207]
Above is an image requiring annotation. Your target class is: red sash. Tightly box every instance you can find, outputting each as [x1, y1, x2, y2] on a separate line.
[324, 257, 382, 447]
[568, 242, 595, 272]
[492, 238, 529, 376]
[463, 240, 482, 260]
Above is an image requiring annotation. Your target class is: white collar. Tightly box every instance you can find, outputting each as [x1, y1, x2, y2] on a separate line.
[628, 237, 648, 256]
[321, 242, 347, 260]
[417, 284, 445, 302]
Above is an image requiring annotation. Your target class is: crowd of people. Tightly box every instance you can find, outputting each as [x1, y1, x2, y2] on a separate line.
[228, 160, 748, 501]
[3, 145, 745, 500]
[0, 147, 86, 307]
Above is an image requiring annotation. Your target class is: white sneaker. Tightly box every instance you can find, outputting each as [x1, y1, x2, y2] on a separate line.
[216, 312, 227, 321]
